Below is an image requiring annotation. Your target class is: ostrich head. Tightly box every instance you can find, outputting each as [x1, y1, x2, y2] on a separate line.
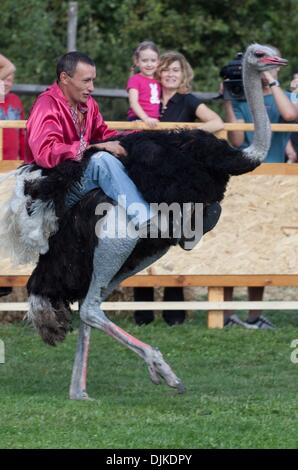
[242, 43, 288, 162]
[244, 43, 288, 72]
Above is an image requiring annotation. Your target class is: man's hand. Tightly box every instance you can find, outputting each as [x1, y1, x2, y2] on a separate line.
[89, 140, 127, 157]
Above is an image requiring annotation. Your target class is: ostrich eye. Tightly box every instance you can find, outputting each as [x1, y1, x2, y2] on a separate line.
[254, 51, 265, 58]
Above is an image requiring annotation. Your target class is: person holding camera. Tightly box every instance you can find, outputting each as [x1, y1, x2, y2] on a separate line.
[222, 45, 298, 329]
[285, 69, 298, 163]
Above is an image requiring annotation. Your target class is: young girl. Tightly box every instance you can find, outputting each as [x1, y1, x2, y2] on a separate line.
[127, 41, 161, 128]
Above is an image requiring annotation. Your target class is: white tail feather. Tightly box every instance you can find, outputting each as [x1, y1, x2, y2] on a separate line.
[0, 166, 59, 265]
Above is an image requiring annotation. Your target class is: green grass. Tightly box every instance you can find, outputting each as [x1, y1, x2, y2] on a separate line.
[1, 310, 298, 449]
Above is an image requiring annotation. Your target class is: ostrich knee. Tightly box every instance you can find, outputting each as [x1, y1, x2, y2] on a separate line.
[80, 300, 108, 329]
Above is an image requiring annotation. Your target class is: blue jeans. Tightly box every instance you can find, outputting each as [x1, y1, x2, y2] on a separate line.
[65, 152, 151, 226]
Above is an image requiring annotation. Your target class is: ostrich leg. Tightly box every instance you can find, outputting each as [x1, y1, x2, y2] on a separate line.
[79, 281, 184, 396]
[69, 204, 183, 399]
[69, 245, 178, 400]
[69, 321, 92, 400]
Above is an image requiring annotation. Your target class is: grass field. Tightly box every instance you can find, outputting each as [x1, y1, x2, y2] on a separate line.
[1, 309, 298, 449]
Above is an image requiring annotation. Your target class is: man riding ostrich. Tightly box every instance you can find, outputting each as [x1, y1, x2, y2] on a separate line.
[1, 44, 287, 399]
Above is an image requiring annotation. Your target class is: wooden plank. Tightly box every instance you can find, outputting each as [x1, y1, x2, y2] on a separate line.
[3, 274, 298, 288]
[121, 274, 298, 287]
[224, 123, 298, 132]
[207, 287, 224, 328]
[251, 163, 298, 175]
[0, 276, 29, 287]
[0, 120, 26, 128]
[0, 160, 23, 171]
[2, 160, 298, 175]
[2, 120, 298, 131]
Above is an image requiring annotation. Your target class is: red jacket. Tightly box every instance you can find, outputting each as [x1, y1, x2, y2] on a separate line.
[25, 82, 117, 168]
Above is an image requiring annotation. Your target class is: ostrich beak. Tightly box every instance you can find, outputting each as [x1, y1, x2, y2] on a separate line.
[260, 56, 288, 67]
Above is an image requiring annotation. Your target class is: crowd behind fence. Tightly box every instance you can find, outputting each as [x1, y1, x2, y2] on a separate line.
[1, 120, 298, 327]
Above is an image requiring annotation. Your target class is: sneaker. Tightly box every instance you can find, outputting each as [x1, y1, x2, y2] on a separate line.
[224, 314, 258, 329]
[244, 315, 275, 330]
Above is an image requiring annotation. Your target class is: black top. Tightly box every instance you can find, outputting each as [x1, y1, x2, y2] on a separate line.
[160, 92, 204, 123]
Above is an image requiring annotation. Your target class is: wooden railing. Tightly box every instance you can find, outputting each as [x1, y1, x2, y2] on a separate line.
[1, 120, 298, 327]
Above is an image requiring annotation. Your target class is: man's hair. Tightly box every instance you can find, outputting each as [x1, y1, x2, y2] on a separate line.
[156, 51, 194, 93]
[56, 51, 95, 81]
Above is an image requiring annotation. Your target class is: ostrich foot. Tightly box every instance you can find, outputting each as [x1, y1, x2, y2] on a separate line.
[145, 347, 186, 394]
[69, 390, 95, 401]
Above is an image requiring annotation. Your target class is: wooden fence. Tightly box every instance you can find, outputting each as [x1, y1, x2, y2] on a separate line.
[1, 120, 298, 327]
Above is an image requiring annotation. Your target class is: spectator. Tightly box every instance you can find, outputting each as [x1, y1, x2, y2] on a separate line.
[127, 41, 161, 128]
[0, 72, 25, 160]
[285, 69, 298, 163]
[0, 54, 17, 298]
[223, 45, 298, 329]
[134, 51, 223, 326]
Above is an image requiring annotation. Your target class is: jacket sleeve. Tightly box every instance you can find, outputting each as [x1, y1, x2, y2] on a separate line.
[26, 96, 81, 168]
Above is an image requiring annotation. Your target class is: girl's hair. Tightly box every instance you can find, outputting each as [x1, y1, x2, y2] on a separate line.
[130, 40, 160, 75]
[156, 51, 194, 93]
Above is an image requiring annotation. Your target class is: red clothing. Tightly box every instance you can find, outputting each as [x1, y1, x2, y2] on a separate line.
[25, 82, 117, 168]
[127, 73, 161, 119]
[0, 93, 25, 160]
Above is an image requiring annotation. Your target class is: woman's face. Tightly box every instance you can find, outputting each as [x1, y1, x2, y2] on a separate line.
[160, 60, 183, 90]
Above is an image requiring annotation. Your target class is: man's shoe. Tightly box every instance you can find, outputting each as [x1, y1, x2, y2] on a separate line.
[224, 314, 258, 329]
[244, 315, 275, 330]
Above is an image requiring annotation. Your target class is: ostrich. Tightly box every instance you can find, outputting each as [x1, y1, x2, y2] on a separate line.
[6, 44, 286, 399]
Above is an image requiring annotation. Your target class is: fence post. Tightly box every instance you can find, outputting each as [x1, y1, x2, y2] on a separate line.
[208, 286, 224, 328]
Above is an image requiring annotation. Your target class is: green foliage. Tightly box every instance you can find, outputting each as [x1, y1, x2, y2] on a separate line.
[1, 0, 298, 116]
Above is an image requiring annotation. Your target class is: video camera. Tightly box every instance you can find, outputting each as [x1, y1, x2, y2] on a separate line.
[220, 52, 244, 100]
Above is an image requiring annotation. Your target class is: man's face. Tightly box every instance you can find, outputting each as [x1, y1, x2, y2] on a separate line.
[60, 62, 96, 106]
[4, 73, 14, 96]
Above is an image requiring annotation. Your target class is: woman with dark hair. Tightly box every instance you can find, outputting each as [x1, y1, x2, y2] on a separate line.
[134, 51, 223, 326]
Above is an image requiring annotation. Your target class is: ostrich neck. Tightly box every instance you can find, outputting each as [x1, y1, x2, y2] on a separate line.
[242, 62, 271, 161]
